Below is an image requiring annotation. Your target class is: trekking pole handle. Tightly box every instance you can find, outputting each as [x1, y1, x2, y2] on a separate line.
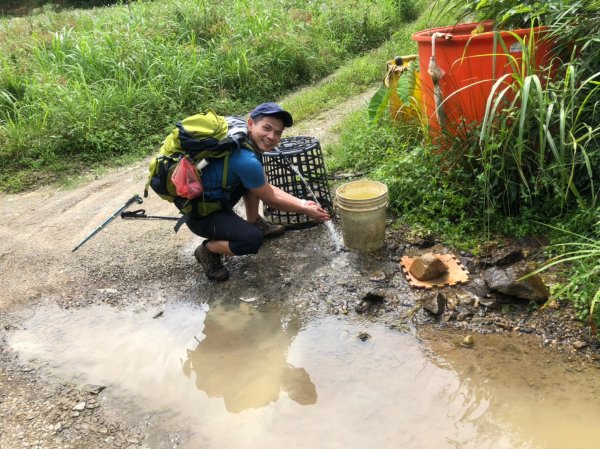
[121, 208, 179, 221]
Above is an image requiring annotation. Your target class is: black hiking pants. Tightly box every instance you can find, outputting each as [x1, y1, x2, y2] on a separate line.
[185, 187, 264, 255]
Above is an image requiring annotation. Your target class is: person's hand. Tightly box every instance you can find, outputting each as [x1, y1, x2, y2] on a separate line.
[303, 200, 330, 222]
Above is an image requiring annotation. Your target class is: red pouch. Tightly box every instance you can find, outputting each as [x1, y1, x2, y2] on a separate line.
[171, 157, 203, 199]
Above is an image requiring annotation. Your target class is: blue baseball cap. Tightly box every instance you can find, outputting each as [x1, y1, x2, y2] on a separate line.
[249, 102, 293, 127]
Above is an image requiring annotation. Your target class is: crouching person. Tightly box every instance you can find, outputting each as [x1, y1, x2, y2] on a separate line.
[186, 102, 330, 281]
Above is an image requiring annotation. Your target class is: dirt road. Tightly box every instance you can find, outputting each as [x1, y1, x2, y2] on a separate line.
[0, 91, 384, 448]
[1, 89, 598, 448]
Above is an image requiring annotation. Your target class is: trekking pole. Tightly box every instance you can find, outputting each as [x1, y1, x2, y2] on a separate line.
[120, 209, 179, 221]
[72, 194, 143, 252]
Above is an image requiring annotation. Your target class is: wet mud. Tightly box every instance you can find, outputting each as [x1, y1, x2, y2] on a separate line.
[1, 93, 599, 447]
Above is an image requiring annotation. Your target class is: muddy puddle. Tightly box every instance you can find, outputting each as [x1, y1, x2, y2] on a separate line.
[8, 300, 600, 449]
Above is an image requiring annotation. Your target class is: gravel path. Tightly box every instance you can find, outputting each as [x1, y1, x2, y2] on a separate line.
[1, 90, 598, 448]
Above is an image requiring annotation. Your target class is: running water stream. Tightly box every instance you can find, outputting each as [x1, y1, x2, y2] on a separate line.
[278, 151, 344, 252]
[324, 220, 344, 252]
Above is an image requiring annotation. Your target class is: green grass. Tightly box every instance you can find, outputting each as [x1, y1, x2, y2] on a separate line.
[283, 34, 418, 121]
[326, 0, 600, 331]
[0, 0, 422, 191]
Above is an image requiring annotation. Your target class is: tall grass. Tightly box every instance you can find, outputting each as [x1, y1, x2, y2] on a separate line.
[0, 0, 420, 191]
[527, 222, 600, 330]
[450, 35, 600, 219]
[331, 0, 600, 328]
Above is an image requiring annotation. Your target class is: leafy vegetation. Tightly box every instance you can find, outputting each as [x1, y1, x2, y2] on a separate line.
[529, 223, 600, 328]
[0, 0, 419, 191]
[435, 0, 570, 29]
[332, 0, 599, 329]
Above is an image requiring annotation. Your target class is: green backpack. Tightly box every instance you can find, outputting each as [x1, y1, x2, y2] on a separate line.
[145, 109, 248, 230]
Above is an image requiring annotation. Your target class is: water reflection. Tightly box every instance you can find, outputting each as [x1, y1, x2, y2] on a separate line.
[420, 329, 600, 449]
[182, 302, 317, 413]
[8, 302, 600, 449]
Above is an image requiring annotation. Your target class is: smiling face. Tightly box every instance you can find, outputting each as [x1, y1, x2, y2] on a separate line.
[247, 115, 285, 152]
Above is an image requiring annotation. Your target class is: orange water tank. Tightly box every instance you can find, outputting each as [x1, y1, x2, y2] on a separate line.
[412, 22, 555, 144]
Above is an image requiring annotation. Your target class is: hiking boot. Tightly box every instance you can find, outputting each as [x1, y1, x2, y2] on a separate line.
[194, 242, 229, 281]
[254, 216, 285, 238]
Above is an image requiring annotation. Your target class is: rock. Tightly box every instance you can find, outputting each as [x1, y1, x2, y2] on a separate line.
[369, 271, 386, 282]
[455, 305, 473, 321]
[495, 320, 512, 330]
[573, 340, 588, 350]
[446, 294, 458, 311]
[357, 332, 371, 341]
[463, 277, 492, 298]
[82, 384, 106, 395]
[422, 291, 446, 316]
[444, 310, 458, 323]
[494, 249, 525, 266]
[355, 300, 371, 314]
[456, 291, 477, 306]
[409, 253, 448, 281]
[461, 335, 474, 347]
[483, 266, 549, 303]
[355, 289, 387, 314]
[477, 294, 509, 309]
[72, 402, 86, 412]
[415, 234, 436, 249]
[480, 248, 525, 267]
[361, 288, 387, 302]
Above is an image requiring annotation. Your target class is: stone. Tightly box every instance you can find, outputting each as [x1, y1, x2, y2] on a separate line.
[355, 289, 387, 314]
[409, 253, 448, 281]
[369, 271, 386, 282]
[72, 402, 86, 412]
[477, 294, 510, 309]
[355, 300, 371, 314]
[483, 266, 549, 303]
[456, 291, 477, 306]
[463, 277, 492, 298]
[357, 332, 371, 341]
[82, 384, 106, 395]
[494, 249, 525, 266]
[361, 288, 387, 301]
[461, 335, 474, 347]
[422, 291, 446, 316]
[415, 234, 436, 249]
[480, 248, 525, 267]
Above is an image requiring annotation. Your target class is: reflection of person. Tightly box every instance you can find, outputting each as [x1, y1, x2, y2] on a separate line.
[182, 302, 317, 413]
[190, 103, 330, 281]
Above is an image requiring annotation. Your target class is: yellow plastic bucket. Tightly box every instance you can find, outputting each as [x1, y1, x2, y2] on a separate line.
[335, 180, 388, 252]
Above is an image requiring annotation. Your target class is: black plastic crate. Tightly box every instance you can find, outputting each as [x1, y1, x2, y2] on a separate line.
[261, 136, 333, 229]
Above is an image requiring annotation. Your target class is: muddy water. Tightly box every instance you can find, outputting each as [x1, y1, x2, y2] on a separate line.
[8, 301, 600, 449]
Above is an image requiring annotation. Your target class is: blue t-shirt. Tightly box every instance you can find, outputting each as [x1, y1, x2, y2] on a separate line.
[199, 147, 265, 202]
